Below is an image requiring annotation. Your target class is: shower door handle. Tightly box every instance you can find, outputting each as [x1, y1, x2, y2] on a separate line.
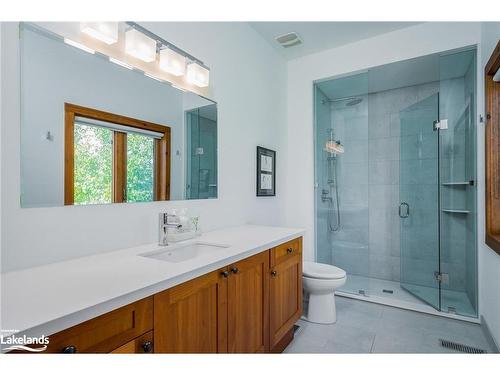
[399, 202, 410, 218]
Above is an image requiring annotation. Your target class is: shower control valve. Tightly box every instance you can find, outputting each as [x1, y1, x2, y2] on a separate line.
[321, 189, 332, 203]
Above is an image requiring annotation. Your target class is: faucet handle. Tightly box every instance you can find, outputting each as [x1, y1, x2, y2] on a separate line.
[160, 212, 180, 225]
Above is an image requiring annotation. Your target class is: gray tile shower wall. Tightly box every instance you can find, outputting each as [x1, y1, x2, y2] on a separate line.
[331, 81, 440, 283]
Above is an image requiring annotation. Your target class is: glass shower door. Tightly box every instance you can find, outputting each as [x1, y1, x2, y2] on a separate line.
[399, 93, 440, 309]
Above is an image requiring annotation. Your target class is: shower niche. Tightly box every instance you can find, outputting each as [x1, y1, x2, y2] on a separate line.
[313, 47, 477, 318]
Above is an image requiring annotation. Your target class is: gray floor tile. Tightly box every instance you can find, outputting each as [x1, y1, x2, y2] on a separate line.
[288, 296, 492, 354]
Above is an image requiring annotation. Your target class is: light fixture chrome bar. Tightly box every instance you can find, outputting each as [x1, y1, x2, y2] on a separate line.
[125, 22, 210, 71]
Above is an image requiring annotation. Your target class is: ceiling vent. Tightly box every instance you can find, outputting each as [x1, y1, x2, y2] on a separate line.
[275, 32, 302, 48]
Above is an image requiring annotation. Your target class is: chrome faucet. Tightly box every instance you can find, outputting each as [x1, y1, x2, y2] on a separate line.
[159, 212, 182, 246]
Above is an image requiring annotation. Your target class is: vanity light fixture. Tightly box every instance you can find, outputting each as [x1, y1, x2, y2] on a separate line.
[186, 62, 210, 88]
[125, 28, 157, 63]
[109, 57, 133, 70]
[124, 22, 210, 88]
[159, 47, 187, 76]
[80, 22, 119, 45]
[63, 38, 95, 54]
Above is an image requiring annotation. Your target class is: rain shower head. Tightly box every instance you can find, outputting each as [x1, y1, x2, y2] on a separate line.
[346, 98, 363, 106]
[322, 96, 363, 106]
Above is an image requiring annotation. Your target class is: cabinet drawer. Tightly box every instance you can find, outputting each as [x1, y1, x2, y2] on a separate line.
[270, 237, 302, 267]
[44, 297, 153, 353]
[111, 331, 154, 354]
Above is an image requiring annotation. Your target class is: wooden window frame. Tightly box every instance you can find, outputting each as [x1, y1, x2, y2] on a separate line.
[485, 40, 500, 255]
[64, 103, 171, 205]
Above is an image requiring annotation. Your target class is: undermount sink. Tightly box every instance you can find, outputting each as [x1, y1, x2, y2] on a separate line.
[139, 242, 230, 263]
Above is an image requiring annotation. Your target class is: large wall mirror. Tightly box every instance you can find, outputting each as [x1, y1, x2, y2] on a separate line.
[20, 23, 218, 207]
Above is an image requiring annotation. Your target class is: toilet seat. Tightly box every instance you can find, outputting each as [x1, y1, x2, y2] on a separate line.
[303, 261, 346, 280]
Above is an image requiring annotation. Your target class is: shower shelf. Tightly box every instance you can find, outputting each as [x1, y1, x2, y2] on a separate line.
[442, 209, 470, 214]
[441, 181, 473, 186]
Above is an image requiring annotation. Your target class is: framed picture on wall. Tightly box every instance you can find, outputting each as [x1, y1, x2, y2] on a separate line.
[256, 146, 276, 197]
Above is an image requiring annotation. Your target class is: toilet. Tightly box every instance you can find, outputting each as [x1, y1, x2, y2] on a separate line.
[302, 261, 347, 324]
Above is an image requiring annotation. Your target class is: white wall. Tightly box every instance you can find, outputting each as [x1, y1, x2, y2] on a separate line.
[285, 22, 482, 261]
[479, 21, 500, 348]
[1, 22, 287, 271]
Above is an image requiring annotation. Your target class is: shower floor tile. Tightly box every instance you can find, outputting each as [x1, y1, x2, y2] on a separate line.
[339, 274, 477, 317]
[284, 296, 496, 354]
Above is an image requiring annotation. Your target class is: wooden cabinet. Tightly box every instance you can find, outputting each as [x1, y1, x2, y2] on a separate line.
[270, 237, 301, 267]
[154, 268, 228, 353]
[27, 236, 303, 354]
[269, 238, 303, 350]
[227, 251, 269, 353]
[153, 251, 270, 353]
[44, 297, 153, 353]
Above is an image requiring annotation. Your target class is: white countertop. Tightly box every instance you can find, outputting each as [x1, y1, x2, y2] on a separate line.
[1, 225, 304, 339]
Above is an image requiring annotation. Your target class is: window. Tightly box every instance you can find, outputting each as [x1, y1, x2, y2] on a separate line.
[74, 122, 113, 205]
[126, 133, 155, 202]
[64, 103, 170, 205]
[485, 40, 500, 255]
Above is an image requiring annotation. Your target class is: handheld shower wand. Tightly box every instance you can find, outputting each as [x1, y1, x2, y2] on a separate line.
[323, 129, 343, 232]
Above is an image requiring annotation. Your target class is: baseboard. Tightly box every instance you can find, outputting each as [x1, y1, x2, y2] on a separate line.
[481, 315, 500, 353]
[270, 327, 294, 353]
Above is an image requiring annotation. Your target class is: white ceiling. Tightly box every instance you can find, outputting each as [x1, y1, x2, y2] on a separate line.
[248, 22, 422, 60]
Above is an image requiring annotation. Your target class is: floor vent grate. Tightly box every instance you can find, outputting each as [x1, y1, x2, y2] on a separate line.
[439, 339, 486, 354]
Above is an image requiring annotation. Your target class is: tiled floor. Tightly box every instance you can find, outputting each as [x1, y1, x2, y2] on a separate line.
[284, 296, 497, 353]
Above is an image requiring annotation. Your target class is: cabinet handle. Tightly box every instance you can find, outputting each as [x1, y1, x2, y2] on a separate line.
[271, 270, 277, 277]
[61, 345, 77, 353]
[142, 341, 153, 353]
[221, 270, 229, 278]
[231, 267, 239, 274]
[286, 247, 294, 254]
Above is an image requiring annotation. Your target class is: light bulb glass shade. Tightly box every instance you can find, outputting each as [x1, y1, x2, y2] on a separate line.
[80, 22, 119, 45]
[159, 48, 186, 76]
[324, 140, 344, 155]
[186, 62, 210, 87]
[125, 29, 157, 63]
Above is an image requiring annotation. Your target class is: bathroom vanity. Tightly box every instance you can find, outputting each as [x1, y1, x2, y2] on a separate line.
[2, 225, 304, 353]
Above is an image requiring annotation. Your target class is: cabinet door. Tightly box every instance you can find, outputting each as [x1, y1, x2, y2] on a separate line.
[41, 297, 153, 353]
[269, 253, 302, 348]
[154, 268, 228, 353]
[227, 251, 269, 353]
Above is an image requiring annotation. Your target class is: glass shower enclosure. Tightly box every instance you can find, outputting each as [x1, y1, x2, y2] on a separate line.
[185, 104, 218, 199]
[314, 47, 477, 318]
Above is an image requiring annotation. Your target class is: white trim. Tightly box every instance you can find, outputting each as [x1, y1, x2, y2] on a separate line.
[336, 291, 480, 324]
[481, 315, 500, 353]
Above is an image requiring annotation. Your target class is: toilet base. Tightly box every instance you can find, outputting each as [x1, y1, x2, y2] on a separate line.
[304, 292, 337, 324]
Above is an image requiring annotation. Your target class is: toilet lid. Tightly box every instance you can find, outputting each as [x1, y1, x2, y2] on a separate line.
[303, 261, 346, 280]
